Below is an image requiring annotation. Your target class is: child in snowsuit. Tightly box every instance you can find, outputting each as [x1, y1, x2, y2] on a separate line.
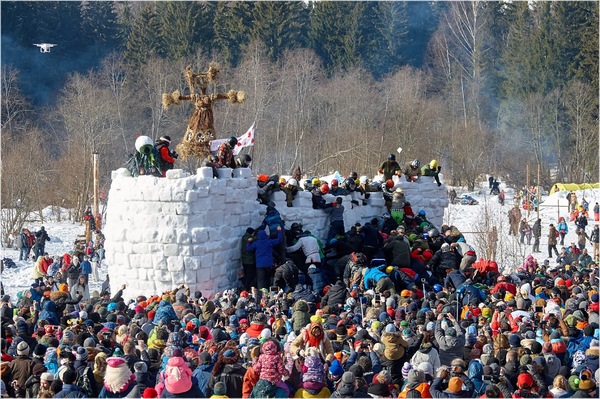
[252, 339, 289, 393]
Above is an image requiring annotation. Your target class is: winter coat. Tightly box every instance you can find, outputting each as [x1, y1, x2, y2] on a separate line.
[7, 355, 33, 392]
[410, 346, 441, 376]
[292, 301, 311, 333]
[192, 363, 213, 397]
[14, 233, 25, 249]
[468, 360, 488, 396]
[287, 235, 321, 260]
[381, 332, 408, 361]
[51, 291, 82, 317]
[207, 363, 246, 398]
[444, 269, 467, 290]
[66, 261, 81, 281]
[383, 237, 411, 268]
[434, 320, 465, 366]
[70, 282, 90, 301]
[247, 230, 282, 268]
[55, 384, 87, 398]
[363, 267, 387, 290]
[241, 232, 257, 265]
[290, 324, 334, 360]
[98, 382, 140, 398]
[38, 300, 60, 325]
[292, 285, 317, 304]
[321, 280, 347, 309]
[428, 250, 460, 273]
[253, 340, 288, 385]
[274, 260, 299, 288]
[548, 226, 559, 245]
[80, 260, 92, 275]
[154, 300, 179, 325]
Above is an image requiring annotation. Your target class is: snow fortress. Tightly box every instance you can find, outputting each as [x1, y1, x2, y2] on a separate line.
[104, 167, 449, 299]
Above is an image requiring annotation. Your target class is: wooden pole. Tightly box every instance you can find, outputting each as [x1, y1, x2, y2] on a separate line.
[526, 164, 530, 218]
[93, 152, 99, 218]
[537, 164, 541, 221]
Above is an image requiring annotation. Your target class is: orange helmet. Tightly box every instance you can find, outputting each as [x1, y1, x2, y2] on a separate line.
[257, 174, 269, 183]
[386, 179, 394, 188]
[320, 184, 330, 194]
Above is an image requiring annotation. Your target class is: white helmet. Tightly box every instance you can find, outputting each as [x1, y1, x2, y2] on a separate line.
[288, 178, 298, 187]
[135, 136, 153, 154]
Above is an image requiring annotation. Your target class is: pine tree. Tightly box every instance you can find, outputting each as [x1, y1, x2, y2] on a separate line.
[213, 2, 254, 66]
[250, 1, 309, 62]
[124, 5, 162, 66]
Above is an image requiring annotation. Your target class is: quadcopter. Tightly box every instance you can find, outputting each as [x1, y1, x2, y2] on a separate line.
[33, 43, 57, 53]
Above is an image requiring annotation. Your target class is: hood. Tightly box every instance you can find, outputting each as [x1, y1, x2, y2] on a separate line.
[165, 356, 193, 394]
[175, 291, 187, 303]
[50, 291, 69, 301]
[257, 229, 268, 240]
[261, 340, 278, 355]
[294, 300, 309, 312]
[382, 332, 401, 345]
[468, 360, 484, 380]
[520, 283, 532, 297]
[42, 300, 57, 312]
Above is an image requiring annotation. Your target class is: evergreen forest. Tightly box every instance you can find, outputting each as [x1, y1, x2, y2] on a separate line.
[1, 1, 598, 236]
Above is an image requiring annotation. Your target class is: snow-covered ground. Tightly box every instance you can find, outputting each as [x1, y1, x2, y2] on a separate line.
[1, 181, 598, 300]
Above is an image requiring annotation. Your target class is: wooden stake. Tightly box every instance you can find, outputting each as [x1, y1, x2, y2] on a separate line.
[537, 163, 541, 221]
[526, 164, 530, 218]
[93, 152, 99, 218]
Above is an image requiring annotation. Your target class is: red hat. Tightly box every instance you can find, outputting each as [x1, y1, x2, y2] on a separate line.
[565, 279, 573, 288]
[517, 373, 534, 389]
[240, 291, 249, 298]
[142, 387, 158, 398]
[134, 305, 145, 314]
[147, 310, 156, 320]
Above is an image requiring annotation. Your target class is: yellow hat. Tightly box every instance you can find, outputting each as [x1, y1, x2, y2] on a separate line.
[481, 308, 492, 318]
[505, 293, 514, 301]
[385, 266, 394, 274]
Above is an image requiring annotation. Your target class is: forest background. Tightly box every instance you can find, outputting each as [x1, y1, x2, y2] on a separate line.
[1, 1, 598, 244]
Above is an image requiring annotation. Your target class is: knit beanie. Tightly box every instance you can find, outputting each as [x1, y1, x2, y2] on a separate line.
[329, 359, 343, 377]
[401, 362, 412, 379]
[213, 382, 227, 396]
[17, 341, 29, 356]
[75, 346, 88, 361]
[407, 369, 424, 384]
[447, 376, 463, 393]
[142, 388, 158, 398]
[134, 361, 148, 373]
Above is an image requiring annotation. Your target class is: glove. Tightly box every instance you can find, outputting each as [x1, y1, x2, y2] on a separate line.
[437, 182, 442, 187]
[437, 166, 442, 172]
[171, 151, 179, 159]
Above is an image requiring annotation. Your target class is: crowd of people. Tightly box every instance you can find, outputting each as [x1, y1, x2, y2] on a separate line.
[1, 159, 599, 398]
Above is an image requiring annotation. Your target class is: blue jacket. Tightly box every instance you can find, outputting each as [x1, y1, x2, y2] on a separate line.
[192, 365, 213, 397]
[246, 230, 282, 268]
[261, 208, 283, 231]
[363, 267, 387, 290]
[153, 300, 178, 325]
[55, 384, 86, 398]
[80, 260, 92, 275]
[557, 221, 568, 234]
[468, 360, 488, 396]
[308, 267, 327, 296]
[39, 300, 60, 325]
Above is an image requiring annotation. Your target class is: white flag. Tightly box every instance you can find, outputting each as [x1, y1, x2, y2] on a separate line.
[233, 121, 256, 155]
[209, 122, 256, 155]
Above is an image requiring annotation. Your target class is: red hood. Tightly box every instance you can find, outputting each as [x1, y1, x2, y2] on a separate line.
[245, 323, 264, 338]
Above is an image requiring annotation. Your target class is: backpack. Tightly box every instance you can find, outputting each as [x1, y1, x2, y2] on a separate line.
[250, 379, 279, 398]
[76, 366, 94, 397]
[554, 229, 560, 237]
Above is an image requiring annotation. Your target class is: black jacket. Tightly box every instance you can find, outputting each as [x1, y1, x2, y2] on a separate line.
[321, 280, 348, 309]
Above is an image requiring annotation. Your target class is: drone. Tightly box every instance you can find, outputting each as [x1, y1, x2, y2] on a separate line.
[33, 43, 57, 53]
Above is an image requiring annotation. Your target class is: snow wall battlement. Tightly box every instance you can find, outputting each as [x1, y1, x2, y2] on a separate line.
[104, 167, 448, 299]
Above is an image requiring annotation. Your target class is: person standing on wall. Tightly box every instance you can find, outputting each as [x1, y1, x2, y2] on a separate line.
[216, 136, 238, 169]
[154, 135, 178, 177]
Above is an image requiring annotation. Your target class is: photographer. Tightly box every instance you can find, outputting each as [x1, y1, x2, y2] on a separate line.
[434, 312, 465, 367]
[430, 362, 474, 398]
[154, 135, 177, 177]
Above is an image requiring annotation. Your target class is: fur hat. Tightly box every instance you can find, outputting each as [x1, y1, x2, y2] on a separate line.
[17, 341, 29, 356]
[164, 356, 192, 394]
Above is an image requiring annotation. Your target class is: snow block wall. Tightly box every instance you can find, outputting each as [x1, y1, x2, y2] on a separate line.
[104, 168, 447, 299]
[394, 176, 449, 229]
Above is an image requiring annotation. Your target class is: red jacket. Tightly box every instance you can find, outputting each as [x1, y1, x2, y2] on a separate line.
[40, 257, 52, 275]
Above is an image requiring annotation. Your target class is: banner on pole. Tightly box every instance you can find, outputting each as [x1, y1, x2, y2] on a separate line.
[209, 122, 256, 155]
